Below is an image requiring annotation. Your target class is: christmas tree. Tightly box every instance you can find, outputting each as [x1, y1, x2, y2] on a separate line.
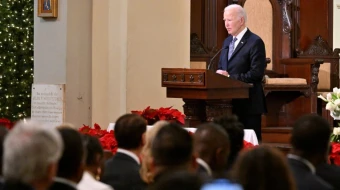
[0, 0, 33, 121]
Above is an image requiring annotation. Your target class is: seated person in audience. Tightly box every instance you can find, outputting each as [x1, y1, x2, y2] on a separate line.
[288, 114, 333, 190]
[78, 134, 113, 190]
[101, 114, 147, 190]
[148, 171, 203, 190]
[148, 123, 198, 187]
[140, 120, 169, 184]
[193, 123, 230, 180]
[0, 126, 8, 186]
[213, 114, 244, 170]
[2, 120, 63, 190]
[231, 145, 296, 190]
[49, 128, 85, 190]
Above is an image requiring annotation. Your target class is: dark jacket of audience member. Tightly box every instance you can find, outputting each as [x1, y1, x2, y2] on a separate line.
[194, 123, 230, 180]
[288, 114, 333, 190]
[49, 128, 85, 190]
[316, 163, 340, 190]
[148, 123, 197, 186]
[101, 114, 147, 190]
[232, 145, 296, 190]
[213, 114, 244, 170]
[148, 171, 203, 190]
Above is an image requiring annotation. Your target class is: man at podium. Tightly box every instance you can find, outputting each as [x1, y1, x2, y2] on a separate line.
[216, 4, 267, 141]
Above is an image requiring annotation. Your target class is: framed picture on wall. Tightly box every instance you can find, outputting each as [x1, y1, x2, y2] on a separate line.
[38, 0, 58, 18]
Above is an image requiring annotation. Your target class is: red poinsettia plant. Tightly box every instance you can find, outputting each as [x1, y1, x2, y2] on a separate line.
[243, 140, 256, 149]
[131, 106, 185, 125]
[329, 127, 340, 165]
[79, 123, 118, 154]
[0, 118, 15, 130]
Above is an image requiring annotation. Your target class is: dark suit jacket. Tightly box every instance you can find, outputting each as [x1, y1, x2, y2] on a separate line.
[288, 158, 333, 190]
[316, 163, 340, 190]
[218, 29, 267, 115]
[1, 181, 34, 190]
[49, 181, 77, 190]
[101, 152, 146, 190]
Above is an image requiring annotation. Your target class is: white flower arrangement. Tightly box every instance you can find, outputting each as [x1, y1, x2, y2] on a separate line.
[331, 127, 340, 143]
[318, 87, 340, 119]
[333, 127, 340, 136]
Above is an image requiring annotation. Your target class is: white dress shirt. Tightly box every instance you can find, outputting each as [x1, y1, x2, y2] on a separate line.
[196, 158, 212, 176]
[78, 171, 113, 190]
[233, 27, 248, 50]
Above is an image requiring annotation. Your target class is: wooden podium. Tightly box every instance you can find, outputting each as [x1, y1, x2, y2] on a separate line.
[162, 68, 252, 127]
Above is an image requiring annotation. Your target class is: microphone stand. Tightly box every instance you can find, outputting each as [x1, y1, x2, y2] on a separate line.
[207, 48, 225, 70]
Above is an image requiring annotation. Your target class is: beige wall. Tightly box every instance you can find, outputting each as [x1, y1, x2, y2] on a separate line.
[92, 0, 190, 127]
[34, 0, 92, 127]
[126, 0, 190, 113]
[92, 0, 128, 128]
[65, 0, 92, 127]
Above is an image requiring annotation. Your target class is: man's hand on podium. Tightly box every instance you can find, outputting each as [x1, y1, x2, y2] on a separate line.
[216, 70, 229, 77]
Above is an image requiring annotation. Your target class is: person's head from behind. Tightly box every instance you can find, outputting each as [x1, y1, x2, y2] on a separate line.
[231, 145, 296, 190]
[213, 114, 244, 169]
[114, 113, 147, 151]
[148, 171, 203, 190]
[57, 127, 85, 183]
[140, 120, 169, 184]
[0, 126, 8, 176]
[224, 4, 247, 36]
[82, 134, 104, 180]
[291, 114, 332, 164]
[56, 123, 76, 130]
[143, 120, 169, 154]
[194, 123, 230, 174]
[3, 120, 63, 189]
[151, 123, 196, 175]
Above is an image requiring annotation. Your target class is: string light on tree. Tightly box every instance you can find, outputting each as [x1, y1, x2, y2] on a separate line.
[0, 0, 33, 121]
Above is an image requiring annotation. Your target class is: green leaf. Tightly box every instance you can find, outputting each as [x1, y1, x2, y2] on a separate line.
[332, 93, 338, 101]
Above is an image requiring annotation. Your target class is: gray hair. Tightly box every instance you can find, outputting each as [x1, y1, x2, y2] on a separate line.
[3, 119, 63, 183]
[224, 4, 247, 23]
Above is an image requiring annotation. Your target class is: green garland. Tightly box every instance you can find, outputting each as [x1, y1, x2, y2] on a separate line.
[0, 0, 33, 121]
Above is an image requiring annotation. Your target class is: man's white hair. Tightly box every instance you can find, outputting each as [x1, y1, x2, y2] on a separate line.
[3, 119, 63, 183]
[224, 4, 247, 23]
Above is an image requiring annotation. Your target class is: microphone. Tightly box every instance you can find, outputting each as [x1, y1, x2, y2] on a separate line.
[207, 47, 227, 70]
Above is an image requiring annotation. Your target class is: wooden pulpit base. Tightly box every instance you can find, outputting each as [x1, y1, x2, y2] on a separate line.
[183, 99, 233, 127]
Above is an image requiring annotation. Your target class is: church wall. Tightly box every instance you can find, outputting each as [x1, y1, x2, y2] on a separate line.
[92, 0, 190, 127]
[34, 0, 191, 128]
[125, 0, 190, 115]
[92, 0, 128, 127]
[34, 0, 67, 84]
[34, 0, 92, 127]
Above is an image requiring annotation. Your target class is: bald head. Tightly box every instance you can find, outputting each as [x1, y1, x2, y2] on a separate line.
[194, 123, 230, 171]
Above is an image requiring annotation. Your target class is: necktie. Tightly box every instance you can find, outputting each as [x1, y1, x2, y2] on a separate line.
[228, 37, 237, 60]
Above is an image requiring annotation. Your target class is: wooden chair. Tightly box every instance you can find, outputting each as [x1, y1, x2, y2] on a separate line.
[296, 36, 340, 125]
